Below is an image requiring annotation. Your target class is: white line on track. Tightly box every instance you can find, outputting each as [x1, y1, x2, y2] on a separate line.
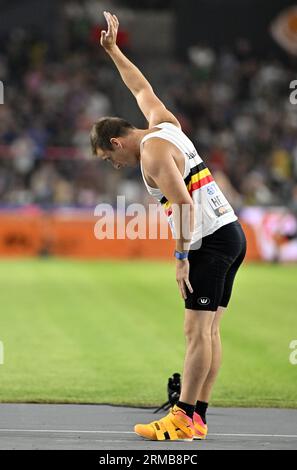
[0, 429, 296, 439]
[210, 433, 297, 438]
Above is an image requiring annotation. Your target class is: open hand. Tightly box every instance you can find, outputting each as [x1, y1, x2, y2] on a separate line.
[101, 11, 119, 51]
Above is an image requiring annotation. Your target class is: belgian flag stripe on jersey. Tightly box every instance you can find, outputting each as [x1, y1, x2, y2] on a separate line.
[183, 163, 207, 186]
[160, 162, 213, 216]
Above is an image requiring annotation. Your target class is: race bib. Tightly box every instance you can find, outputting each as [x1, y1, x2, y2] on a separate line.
[205, 183, 233, 217]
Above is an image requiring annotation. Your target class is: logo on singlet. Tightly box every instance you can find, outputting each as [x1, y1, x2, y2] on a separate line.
[206, 184, 216, 196]
[198, 297, 210, 306]
[185, 150, 197, 159]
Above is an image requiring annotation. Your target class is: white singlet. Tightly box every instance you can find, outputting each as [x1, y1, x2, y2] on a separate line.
[140, 122, 237, 245]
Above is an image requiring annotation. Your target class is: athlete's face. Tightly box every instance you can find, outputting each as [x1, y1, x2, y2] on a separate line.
[96, 138, 138, 169]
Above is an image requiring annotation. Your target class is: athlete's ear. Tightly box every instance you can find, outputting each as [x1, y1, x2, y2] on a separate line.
[110, 138, 123, 149]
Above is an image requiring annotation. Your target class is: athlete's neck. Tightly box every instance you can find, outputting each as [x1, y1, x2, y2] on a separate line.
[130, 127, 160, 161]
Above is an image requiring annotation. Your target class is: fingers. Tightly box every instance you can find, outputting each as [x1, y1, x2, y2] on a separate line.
[177, 278, 193, 300]
[103, 12, 110, 36]
[103, 11, 119, 33]
[177, 279, 188, 300]
[101, 11, 119, 49]
[113, 14, 119, 27]
[184, 278, 193, 294]
[177, 280, 187, 300]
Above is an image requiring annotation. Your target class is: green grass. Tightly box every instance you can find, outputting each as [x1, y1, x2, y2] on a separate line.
[0, 259, 296, 408]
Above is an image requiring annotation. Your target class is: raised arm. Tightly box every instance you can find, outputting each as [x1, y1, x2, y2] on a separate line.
[100, 11, 181, 128]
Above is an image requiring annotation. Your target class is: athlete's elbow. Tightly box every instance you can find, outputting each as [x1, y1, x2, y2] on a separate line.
[134, 83, 152, 98]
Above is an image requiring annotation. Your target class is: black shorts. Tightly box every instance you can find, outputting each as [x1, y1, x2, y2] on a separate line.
[185, 220, 247, 311]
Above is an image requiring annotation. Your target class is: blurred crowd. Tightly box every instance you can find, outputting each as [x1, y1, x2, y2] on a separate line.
[0, 1, 297, 212]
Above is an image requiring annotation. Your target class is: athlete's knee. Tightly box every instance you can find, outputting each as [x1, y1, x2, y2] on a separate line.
[185, 330, 212, 346]
[211, 306, 226, 337]
[184, 309, 214, 344]
[211, 327, 220, 339]
[211, 322, 221, 338]
[184, 323, 212, 344]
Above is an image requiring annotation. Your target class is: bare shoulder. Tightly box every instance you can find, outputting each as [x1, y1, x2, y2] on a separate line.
[141, 137, 174, 176]
[141, 136, 173, 158]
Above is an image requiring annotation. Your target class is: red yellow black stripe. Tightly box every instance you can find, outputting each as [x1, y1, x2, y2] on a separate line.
[161, 162, 214, 216]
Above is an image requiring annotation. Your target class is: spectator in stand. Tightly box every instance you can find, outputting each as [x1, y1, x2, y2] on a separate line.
[0, 3, 296, 209]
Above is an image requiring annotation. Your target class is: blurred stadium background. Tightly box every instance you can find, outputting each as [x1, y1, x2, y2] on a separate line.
[0, 0, 296, 408]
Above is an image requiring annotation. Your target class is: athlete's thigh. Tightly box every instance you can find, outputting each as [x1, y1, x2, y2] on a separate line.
[185, 249, 230, 312]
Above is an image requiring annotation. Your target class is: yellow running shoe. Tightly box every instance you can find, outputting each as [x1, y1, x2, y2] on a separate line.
[193, 411, 208, 440]
[134, 405, 195, 441]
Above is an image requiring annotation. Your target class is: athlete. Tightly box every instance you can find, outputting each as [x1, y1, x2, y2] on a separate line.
[91, 11, 247, 441]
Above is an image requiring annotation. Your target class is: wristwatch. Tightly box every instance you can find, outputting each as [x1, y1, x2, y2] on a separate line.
[174, 250, 189, 260]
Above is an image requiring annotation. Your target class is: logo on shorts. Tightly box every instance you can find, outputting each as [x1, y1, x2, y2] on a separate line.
[198, 297, 210, 306]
